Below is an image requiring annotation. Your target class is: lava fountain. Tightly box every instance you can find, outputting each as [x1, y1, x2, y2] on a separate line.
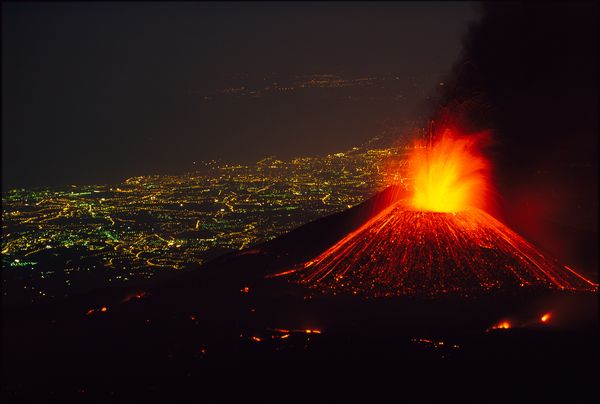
[273, 126, 598, 297]
[409, 128, 491, 213]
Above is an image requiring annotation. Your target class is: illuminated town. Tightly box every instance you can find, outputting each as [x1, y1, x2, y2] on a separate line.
[2, 139, 410, 305]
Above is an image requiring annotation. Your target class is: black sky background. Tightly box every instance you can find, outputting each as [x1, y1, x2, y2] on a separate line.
[2, 1, 478, 190]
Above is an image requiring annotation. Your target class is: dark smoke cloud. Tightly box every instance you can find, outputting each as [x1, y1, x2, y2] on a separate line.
[433, 2, 598, 276]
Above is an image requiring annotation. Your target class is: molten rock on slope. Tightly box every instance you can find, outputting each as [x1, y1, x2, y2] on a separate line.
[286, 202, 597, 297]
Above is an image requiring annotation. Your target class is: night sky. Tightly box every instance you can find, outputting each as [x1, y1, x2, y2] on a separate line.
[2, 1, 478, 190]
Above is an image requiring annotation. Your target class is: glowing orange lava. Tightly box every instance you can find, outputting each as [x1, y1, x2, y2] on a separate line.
[541, 313, 551, 323]
[491, 321, 511, 330]
[278, 204, 598, 297]
[409, 129, 490, 213]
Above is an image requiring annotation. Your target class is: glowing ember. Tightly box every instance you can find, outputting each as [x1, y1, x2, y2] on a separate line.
[540, 313, 551, 323]
[122, 291, 149, 303]
[266, 328, 323, 338]
[86, 307, 110, 315]
[409, 129, 490, 213]
[489, 321, 511, 331]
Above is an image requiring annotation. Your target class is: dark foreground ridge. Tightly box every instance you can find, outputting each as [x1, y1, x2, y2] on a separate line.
[2, 187, 598, 403]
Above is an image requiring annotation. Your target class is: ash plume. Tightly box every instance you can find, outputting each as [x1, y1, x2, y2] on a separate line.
[431, 2, 598, 276]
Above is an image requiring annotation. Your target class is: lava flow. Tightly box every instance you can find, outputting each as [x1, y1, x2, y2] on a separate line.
[277, 128, 598, 297]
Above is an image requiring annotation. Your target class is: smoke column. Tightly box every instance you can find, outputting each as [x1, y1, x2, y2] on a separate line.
[430, 2, 598, 277]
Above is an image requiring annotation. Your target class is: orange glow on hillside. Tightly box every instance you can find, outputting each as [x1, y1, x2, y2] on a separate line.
[491, 321, 511, 330]
[409, 129, 491, 213]
[541, 313, 551, 323]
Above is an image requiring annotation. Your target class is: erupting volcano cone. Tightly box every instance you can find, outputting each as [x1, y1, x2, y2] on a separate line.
[275, 129, 598, 297]
[288, 202, 597, 297]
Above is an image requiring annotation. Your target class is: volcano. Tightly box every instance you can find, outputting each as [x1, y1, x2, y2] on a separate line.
[275, 201, 596, 297]
[271, 129, 597, 297]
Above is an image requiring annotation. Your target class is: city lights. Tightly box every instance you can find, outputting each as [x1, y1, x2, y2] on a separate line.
[2, 142, 408, 304]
